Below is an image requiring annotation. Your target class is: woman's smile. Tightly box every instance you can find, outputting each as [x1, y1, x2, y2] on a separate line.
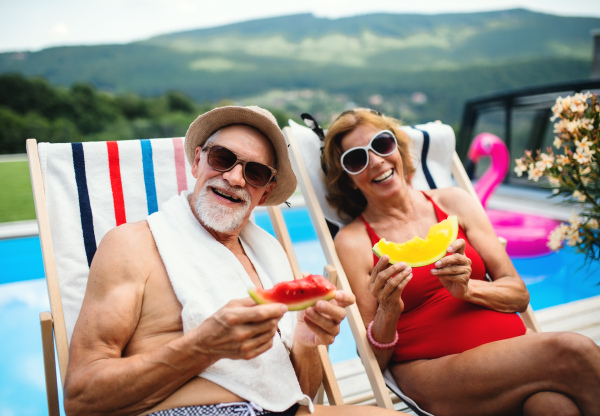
[373, 168, 394, 183]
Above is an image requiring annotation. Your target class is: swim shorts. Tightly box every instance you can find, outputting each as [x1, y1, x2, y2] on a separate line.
[147, 402, 300, 416]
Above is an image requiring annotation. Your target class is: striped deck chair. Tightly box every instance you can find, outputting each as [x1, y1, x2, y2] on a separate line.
[27, 137, 343, 416]
[283, 119, 542, 415]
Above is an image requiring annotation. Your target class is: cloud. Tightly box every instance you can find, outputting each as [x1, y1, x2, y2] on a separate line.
[51, 22, 69, 37]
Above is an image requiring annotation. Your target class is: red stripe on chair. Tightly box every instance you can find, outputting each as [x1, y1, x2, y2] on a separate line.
[172, 137, 188, 194]
[107, 141, 127, 226]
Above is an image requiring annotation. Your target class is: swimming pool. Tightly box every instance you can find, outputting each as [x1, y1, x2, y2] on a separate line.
[1, 207, 600, 416]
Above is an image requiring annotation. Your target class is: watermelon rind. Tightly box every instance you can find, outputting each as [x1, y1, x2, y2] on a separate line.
[372, 215, 459, 268]
[248, 289, 335, 311]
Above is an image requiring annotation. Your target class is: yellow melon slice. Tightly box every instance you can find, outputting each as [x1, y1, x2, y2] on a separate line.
[372, 215, 459, 267]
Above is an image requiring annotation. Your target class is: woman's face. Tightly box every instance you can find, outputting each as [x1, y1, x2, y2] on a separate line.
[340, 123, 407, 200]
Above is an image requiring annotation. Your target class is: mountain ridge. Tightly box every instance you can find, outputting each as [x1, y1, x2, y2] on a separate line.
[0, 9, 598, 124]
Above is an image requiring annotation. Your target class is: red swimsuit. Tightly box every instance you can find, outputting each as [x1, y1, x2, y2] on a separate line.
[361, 193, 526, 362]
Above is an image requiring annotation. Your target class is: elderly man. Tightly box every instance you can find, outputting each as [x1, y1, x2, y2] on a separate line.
[63, 106, 406, 416]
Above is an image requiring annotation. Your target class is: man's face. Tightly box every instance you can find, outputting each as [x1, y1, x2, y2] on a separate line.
[191, 125, 276, 234]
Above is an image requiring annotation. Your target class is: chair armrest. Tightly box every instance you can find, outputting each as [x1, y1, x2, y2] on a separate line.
[40, 311, 61, 416]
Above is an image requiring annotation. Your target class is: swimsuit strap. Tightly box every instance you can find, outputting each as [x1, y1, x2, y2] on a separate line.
[359, 214, 381, 246]
[420, 191, 447, 222]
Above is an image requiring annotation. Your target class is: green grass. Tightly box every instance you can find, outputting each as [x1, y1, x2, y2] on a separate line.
[0, 161, 36, 223]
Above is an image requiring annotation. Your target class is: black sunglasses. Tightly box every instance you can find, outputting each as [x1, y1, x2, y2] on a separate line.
[202, 144, 277, 188]
[340, 130, 398, 175]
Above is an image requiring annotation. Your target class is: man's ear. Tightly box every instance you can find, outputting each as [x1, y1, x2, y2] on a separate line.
[257, 181, 277, 206]
[191, 146, 202, 178]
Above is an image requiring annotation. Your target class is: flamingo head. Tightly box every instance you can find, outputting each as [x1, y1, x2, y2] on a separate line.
[466, 132, 510, 208]
[467, 132, 509, 165]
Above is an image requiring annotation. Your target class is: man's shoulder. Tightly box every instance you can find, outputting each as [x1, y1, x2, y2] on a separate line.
[101, 220, 153, 247]
[93, 221, 158, 274]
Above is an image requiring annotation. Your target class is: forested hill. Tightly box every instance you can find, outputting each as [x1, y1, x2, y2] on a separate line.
[147, 9, 596, 68]
[0, 9, 599, 125]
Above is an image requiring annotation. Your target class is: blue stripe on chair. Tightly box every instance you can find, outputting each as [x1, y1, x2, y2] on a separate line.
[417, 128, 437, 189]
[71, 143, 97, 267]
[141, 139, 158, 215]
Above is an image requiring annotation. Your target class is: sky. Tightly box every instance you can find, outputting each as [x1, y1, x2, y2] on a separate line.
[1, 0, 600, 53]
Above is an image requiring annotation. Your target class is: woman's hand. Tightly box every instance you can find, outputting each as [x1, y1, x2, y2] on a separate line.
[431, 239, 473, 299]
[368, 255, 412, 315]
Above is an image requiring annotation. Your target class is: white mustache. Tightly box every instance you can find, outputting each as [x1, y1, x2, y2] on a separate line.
[204, 177, 251, 203]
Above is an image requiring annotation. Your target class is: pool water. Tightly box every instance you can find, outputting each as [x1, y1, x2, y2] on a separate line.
[1, 207, 599, 416]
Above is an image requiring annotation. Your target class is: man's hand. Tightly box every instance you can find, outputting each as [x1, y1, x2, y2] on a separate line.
[293, 290, 356, 348]
[193, 298, 287, 362]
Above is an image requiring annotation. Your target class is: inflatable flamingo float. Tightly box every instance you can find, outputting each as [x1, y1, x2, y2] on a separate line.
[467, 133, 560, 257]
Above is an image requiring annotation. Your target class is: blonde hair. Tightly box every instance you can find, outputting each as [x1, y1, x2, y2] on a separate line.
[322, 109, 415, 220]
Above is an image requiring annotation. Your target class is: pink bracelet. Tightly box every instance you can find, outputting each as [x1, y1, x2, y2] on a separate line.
[367, 320, 399, 350]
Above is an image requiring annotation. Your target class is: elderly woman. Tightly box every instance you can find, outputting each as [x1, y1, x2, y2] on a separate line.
[321, 108, 600, 416]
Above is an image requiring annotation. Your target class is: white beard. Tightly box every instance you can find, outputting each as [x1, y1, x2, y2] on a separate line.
[195, 177, 252, 234]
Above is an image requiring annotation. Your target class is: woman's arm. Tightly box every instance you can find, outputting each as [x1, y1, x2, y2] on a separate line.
[334, 223, 411, 370]
[431, 188, 530, 313]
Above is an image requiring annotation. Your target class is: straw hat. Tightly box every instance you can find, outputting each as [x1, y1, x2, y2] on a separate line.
[184, 105, 297, 206]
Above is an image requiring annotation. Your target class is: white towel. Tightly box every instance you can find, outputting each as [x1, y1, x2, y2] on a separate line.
[146, 192, 314, 412]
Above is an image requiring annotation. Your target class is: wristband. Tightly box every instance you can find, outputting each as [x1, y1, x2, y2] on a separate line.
[367, 320, 399, 350]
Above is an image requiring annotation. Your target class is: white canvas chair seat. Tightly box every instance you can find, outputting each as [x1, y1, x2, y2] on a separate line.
[29, 137, 197, 415]
[28, 136, 343, 416]
[284, 119, 542, 414]
[37, 138, 195, 343]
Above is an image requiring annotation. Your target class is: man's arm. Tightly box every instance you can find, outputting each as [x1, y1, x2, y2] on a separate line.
[64, 223, 286, 416]
[289, 291, 355, 399]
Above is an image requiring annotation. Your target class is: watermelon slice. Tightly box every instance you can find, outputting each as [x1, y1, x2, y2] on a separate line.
[249, 274, 336, 311]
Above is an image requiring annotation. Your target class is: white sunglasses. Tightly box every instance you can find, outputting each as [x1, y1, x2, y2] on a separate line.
[340, 130, 398, 175]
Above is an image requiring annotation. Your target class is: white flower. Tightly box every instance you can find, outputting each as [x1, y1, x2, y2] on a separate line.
[575, 137, 593, 153]
[570, 92, 590, 115]
[572, 150, 590, 165]
[553, 154, 568, 171]
[566, 230, 583, 247]
[572, 190, 586, 202]
[548, 177, 561, 188]
[536, 153, 554, 171]
[569, 213, 582, 227]
[527, 164, 543, 182]
[580, 118, 595, 131]
[514, 158, 528, 177]
[547, 226, 564, 251]
[587, 218, 599, 229]
[553, 136, 563, 149]
[530, 92, 598, 259]
[567, 229, 583, 247]
[579, 166, 593, 186]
